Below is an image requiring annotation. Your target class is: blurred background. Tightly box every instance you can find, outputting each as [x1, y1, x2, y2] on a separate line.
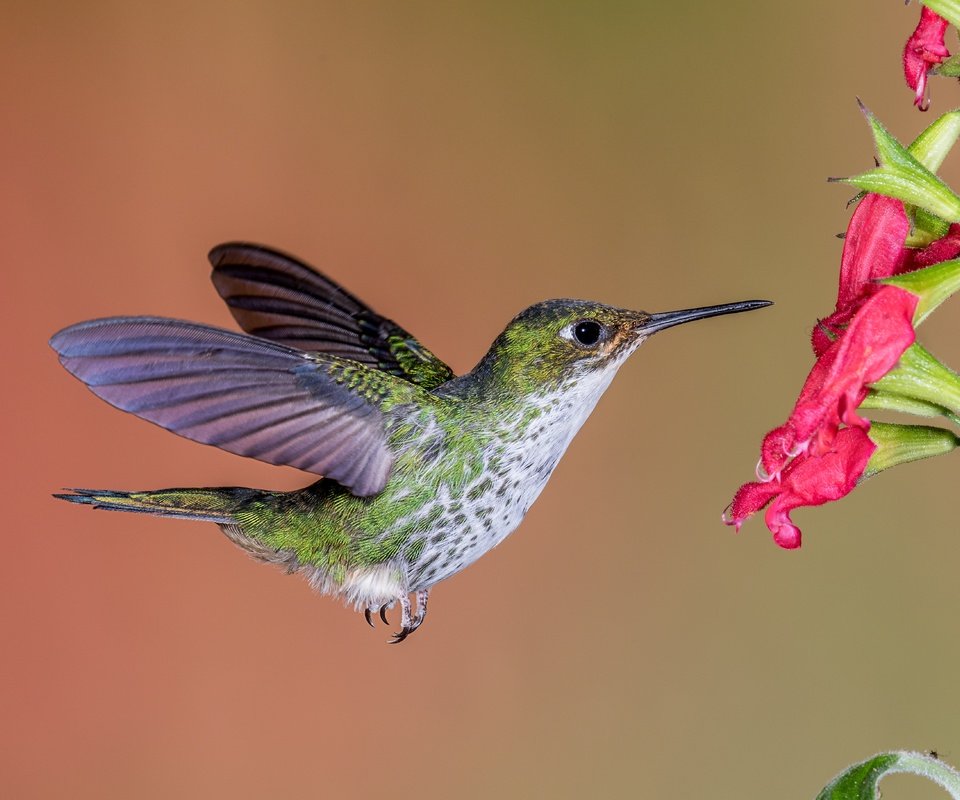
[3, 2, 958, 798]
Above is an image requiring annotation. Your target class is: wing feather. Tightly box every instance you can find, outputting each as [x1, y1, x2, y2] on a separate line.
[49, 316, 403, 496]
[209, 243, 455, 389]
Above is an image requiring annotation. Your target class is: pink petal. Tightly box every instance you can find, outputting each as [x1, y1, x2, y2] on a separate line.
[769, 519, 802, 550]
[727, 479, 780, 530]
[812, 304, 856, 359]
[812, 195, 910, 357]
[762, 286, 917, 479]
[730, 427, 877, 549]
[907, 222, 960, 268]
[836, 195, 910, 310]
[904, 7, 951, 109]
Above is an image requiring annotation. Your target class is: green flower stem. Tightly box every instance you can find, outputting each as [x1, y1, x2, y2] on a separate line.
[871, 343, 960, 417]
[816, 751, 960, 800]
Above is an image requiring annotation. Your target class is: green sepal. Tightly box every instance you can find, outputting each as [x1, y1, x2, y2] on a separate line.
[922, 0, 960, 31]
[834, 107, 960, 222]
[905, 206, 950, 247]
[863, 421, 959, 478]
[871, 342, 960, 416]
[860, 388, 960, 426]
[908, 109, 960, 173]
[838, 169, 960, 224]
[903, 113, 960, 244]
[815, 751, 960, 800]
[880, 258, 960, 325]
[932, 53, 960, 78]
[843, 110, 959, 245]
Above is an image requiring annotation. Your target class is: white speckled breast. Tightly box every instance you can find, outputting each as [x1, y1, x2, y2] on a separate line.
[405, 349, 633, 590]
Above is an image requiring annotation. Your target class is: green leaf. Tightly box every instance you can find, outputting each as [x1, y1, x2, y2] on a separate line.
[881, 258, 960, 325]
[815, 751, 960, 800]
[863, 421, 959, 478]
[816, 753, 899, 800]
[923, 0, 960, 31]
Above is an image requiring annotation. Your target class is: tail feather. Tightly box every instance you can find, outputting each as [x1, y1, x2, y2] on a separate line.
[54, 487, 254, 524]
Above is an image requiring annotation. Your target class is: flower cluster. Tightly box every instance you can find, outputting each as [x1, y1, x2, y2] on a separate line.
[726, 108, 960, 548]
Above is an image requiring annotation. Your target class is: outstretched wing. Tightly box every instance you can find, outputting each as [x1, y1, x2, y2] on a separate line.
[50, 317, 419, 496]
[209, 243, 455, 390]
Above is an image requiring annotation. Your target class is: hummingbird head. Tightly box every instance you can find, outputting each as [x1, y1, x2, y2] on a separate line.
[467, 298, 771, 397]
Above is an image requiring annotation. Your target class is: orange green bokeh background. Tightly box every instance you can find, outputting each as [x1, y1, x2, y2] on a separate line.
[3, 3, 959, 798]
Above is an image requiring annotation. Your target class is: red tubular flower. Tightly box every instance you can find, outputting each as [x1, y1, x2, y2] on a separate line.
[728, 285, 917, 549]
[903, 6, 951, 110]
[811, 194, 910, 357]
[757, 285, 918, 482]
[730, 202, 960, 548]
[727, 428, 876, 549]
[728, 211, 920, 548]
[729, 101, 960, 548]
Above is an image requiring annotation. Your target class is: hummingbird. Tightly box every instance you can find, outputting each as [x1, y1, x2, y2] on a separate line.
[51, 243, 770, 642]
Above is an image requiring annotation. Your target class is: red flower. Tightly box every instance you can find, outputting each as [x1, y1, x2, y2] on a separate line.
[727, 427, 876, 549]
[758, 285, 918, 482]
[909, 222, 960, 268]
[811, 194, 910, 357]
[728, 189, 923, 547]
[730, 192, 960, 548]
[903, 6, 951, 110]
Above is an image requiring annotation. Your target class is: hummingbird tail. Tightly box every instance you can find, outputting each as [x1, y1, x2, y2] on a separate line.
[53, 487, 251, 523]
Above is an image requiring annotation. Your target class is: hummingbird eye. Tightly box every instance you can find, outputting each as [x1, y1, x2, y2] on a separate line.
[572, 319, 604, 347]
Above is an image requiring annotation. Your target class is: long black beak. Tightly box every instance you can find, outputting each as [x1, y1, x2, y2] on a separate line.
[640, 300, 772, 335]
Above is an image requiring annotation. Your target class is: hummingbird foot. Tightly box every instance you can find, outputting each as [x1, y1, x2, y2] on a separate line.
[387, 589, 430, 644]
[388, 593, 414, 644]
[412, 588, 429, 629]
[363, 602, 395, 628]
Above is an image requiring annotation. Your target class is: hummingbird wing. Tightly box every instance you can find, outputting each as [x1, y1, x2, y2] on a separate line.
[208, 243, 455, 390]
[50, 316, 422, 496]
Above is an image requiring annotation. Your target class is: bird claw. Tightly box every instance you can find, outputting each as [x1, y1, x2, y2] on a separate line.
[363, 603, 392, 629]
[388, 627, 413, 644]
[362, 589, 430, 643]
